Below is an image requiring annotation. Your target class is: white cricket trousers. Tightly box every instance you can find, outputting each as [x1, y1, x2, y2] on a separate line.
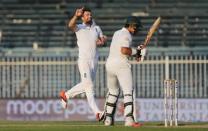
[106, 59, 137, 121]
[106, 59, 133, 96]
[65, 58, 101, 115]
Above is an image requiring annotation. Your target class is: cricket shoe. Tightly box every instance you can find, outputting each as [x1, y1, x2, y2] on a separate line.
[126, 122, 143, 127]
[59, 90, 68, 109]
[96, 111, 105, 121]
[125, 117, 143, 127]
[104, 116, 114, 126]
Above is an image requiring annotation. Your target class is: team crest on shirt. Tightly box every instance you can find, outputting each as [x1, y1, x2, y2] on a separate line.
[84, 73, 87, 78]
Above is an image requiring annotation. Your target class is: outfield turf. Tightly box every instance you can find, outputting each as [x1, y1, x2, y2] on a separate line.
[0, 121, 208, 131]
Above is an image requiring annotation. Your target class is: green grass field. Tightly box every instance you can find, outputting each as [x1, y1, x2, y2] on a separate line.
[0, 121, 208, 131]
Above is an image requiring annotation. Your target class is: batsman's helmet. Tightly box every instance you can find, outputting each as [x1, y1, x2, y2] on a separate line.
[125, 16, 142, 30]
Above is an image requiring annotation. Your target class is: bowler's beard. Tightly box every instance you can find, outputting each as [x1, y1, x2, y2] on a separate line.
[85, 19, 92, 25]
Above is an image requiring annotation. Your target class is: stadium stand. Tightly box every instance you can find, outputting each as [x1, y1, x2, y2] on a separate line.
[0, 0, 208, 48]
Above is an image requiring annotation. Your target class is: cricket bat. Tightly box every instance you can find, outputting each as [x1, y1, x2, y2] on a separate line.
[143, 17, 161, 47]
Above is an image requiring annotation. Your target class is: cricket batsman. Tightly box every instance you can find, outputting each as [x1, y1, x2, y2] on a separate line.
[101, 16, 146, 127]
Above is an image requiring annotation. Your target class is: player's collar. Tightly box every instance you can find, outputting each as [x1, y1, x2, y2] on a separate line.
[82, 20, 96, 28]
[122, 27, 132, 36]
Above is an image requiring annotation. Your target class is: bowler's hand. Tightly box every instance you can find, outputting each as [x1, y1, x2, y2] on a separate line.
[75, 7, 84, 17]
[96, 35, 107, 46]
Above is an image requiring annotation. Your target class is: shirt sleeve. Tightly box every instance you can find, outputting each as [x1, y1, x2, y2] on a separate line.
[120, 34, 131, 47]
[75, 24, 82, 32]
[95, 26, 103, 38]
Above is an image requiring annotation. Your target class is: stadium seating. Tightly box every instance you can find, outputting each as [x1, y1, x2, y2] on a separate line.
[0, 0, 208, 48]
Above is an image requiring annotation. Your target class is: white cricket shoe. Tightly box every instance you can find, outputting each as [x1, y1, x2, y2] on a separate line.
[104, 116, 113, 126]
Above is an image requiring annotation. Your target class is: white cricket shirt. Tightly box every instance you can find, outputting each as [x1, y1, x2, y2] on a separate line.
[75, 22, 103, 60]
[107, 27, 132, 64]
